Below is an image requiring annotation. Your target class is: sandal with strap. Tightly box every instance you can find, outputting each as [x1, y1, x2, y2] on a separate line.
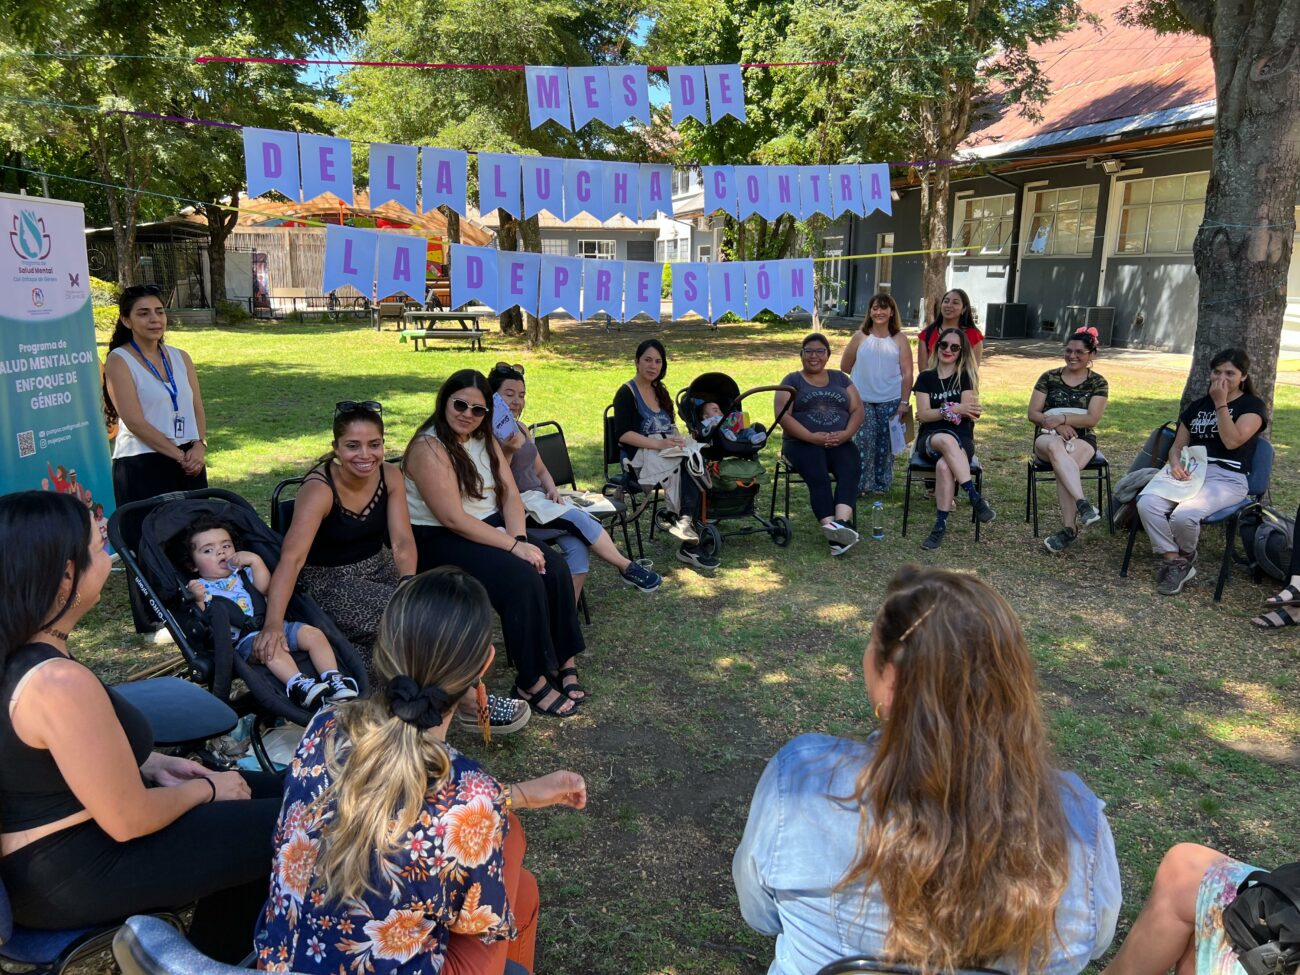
[1264, 584, 1300, 607]
[513, 682, 578, 718]
[556, 666, 587, 704]
[1250, 607, 1298, 629]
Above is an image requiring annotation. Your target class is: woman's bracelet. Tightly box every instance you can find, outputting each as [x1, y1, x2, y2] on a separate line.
[502, 782, 530, 809]
[509, 539, 519, 553]
[201, 777, 216, 804]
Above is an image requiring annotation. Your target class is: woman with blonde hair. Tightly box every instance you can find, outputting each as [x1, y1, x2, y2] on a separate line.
[734, 566, 1120, 975]
[255, 568, 586, 975]
[841, 292, 913, 495]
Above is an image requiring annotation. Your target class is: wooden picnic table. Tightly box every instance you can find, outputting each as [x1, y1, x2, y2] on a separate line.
[401, 310, 487, 351]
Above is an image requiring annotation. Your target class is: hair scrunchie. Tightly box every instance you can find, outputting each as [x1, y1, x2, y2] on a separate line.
[386, 675, 455, 730]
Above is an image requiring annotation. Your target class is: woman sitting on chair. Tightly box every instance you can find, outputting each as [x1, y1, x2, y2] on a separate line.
[489, 363, 661, 598]
[912, 328, 994, 550]
[0, 492, 283, 964]
[1028, 327, 1110, 554]
[1136, 348, 1267, 598]
[255, 568, 587, 975]
[775, 333, 865, 556]
[403, 370, 587, 718]
[733, 566, 1121, 975]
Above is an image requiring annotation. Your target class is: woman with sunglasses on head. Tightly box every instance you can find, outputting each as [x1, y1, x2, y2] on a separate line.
[253, 402, 419, 681]
[840, 293, 913, 496]
[1028, 328, 1110, 554]
[733, 566, 1120, 975]
[404, 371, 587, 719]
[255, 568, 586, 975]
[775, 333, 864, 556]
[912, 327, 995, 550]
[103, 284, 208, 634]
[915, 288, 983, 372]
[489, 364, 662, 598]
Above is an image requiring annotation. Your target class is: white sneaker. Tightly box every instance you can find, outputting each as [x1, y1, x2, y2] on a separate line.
[821, 521, 860, 546]
[667, 514, 700, 543]
[150, 627, 175, 645]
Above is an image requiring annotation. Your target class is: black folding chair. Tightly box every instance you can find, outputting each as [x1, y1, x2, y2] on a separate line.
[901, 449, 985, 540]
[602, 405, 659, 556]
[1024, 431, 1114, 537]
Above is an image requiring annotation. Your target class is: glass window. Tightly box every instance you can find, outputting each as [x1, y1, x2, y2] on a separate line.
[1025, 184, 1099, 257]
[577, 240, 615, 259]
[953, 194, 1014, 257]
[1112, 172, 1209, 255]
[539, 239, 567, 256]
[672, 169, 695, 196]
[697, 244, 712, 262]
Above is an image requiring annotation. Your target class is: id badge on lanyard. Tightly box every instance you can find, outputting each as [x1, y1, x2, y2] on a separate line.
[174, 414, 186, 439]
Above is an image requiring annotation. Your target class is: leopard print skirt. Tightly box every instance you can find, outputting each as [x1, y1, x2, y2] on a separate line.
[298, 547, 397, 674]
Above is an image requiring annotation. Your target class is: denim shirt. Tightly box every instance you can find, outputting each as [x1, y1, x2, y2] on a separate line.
[732, 733, 1121, 975]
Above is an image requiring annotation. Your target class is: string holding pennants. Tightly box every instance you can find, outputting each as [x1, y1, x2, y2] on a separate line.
[243, 128, 894, 223]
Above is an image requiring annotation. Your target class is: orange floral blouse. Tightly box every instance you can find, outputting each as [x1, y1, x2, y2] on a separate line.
[254, 711, 515, 974]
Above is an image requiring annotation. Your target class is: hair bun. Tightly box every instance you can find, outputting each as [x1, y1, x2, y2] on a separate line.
[386, 675, 455, 730]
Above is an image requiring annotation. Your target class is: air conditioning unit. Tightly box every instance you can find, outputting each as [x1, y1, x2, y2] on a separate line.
[985, 303, 1029, 339]
[1062, 305, 1116, 346]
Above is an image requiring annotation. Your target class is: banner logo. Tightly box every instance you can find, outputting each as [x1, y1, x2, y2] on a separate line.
[10, 210, 52, 261]
[31, 288, 45, 307]
[68, 272, 80, 288]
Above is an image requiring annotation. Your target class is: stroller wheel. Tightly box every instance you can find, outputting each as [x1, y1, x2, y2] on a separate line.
[699, 523, 722, 557]
[772, 516, 793, 547]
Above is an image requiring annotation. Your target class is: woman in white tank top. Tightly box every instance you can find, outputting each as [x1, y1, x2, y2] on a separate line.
[840, 293, 913, 495]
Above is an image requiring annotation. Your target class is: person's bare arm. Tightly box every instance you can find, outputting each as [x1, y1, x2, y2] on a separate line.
[384, 464, 418, 577]
[839, 333, 862, 374]
[970, 338, 983, 365]
[492, 438, 530, 539]
[896, 334, 914, 414]
[775, 389, 818, 444]
[1027, 388, 1054, 429]
[104, 354, 185, 461]
[236, 552, 270, 593]
[178, 350, 206, 475]
[254, 478, 333, 661]
[916, 338, 931, 373]
[914, 386, 943, 423]
[839, 386, 865, 440]
[1168, 424, 1192, 479]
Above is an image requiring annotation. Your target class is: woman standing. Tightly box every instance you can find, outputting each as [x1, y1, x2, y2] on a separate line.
[775, 333, 864, 556]
[916, 288, 984, 372]
[103, 284, 208, 633]
[841, 293, 913, 495]
[404, 371, 587, 719]
[912, 328, 995, 550]
[0, 492, 282, 964]
[1027, 328, 1110, 554]
[734, 566, 1120, 975]
[611, 339, 717, 571]
[1136, 348, 1267, 597]
[255, 568, 586, 975]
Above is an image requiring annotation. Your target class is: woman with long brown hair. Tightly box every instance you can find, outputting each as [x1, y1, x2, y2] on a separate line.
[733, 566, 1120, 974]
[255, 568, 586, 975]
[841, 293, 913, 495]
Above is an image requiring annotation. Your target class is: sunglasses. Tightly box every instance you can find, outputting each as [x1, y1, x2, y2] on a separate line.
[451, 397, 489, 417]
[335, 400, 383, 417]
[938, 342, 962, 352]
[493, 361, 525, 376]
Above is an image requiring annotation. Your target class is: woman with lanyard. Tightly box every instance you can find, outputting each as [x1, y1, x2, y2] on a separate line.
[103, 285, 207, 635]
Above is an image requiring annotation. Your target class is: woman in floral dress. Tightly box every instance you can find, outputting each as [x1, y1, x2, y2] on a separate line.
[255, 568, 586, 975]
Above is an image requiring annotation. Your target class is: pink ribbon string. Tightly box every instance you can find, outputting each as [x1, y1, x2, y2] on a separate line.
[193, 56, 840, 70]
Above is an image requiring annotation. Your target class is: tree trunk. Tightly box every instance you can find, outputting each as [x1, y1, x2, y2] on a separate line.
[105, 189, 139, 287]
[441, 205, 461, 245]
[917, 166, 954, 326]
[496, 210, 521, 335]
[1176, 0, 1300, 413]
[201, 192, 240, 312]
[518, 215, 548, 348]
[734, 216, 746, 263]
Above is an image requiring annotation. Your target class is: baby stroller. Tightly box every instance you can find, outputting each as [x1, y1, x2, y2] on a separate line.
[672, 372, 798, 557]
[107, 488, 369, 771]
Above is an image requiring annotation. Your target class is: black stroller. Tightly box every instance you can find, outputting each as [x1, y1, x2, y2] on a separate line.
[107, 488, 369, 771]
[672, 372, 797, 557]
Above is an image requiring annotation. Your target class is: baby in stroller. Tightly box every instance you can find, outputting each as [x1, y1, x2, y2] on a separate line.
[179, 513, 358, 710]
[698, 400, 768, 446]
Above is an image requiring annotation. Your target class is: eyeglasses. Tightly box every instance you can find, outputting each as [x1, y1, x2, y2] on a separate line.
[335, 400, 383, 417]
[451, 397, 489, 417]
[937, 342, 962, 352]
[493, 361, 525, 376]
[801, 347, 830, 357]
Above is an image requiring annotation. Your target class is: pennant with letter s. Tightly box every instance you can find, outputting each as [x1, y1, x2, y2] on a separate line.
[671, 263, 710, 321]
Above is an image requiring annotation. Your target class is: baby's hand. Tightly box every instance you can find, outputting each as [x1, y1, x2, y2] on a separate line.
[229, 551, 259, 571]
[186, 579, 208, 607]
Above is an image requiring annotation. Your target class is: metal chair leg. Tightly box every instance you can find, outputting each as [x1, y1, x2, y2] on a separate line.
[1024, 462, 1033, 524]
[902, 466, 914, 536]
[1031, 468, 1040, 537]
[1214, 515, 1239, 601]
[1104, 466, 1115, 535]
[974, 469, 983, 541]
[1120, 518, 1140, 577]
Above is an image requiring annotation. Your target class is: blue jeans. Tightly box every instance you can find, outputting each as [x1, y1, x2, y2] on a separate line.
[234, 621, 303, 661]
[853, 400, 900, 494]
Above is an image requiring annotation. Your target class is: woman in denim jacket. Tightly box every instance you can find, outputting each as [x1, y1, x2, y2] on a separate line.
[733, 566, 1121, 975]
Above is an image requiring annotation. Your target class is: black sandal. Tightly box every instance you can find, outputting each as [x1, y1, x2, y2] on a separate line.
[556, 666, 587, 703]
[1264, 584, 1300, 607]
[514, 682, 578, 718]
[1250, 607, 1298, 629]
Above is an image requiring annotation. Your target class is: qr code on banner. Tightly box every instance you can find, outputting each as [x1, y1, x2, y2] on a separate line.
[16, 430, 35, 458]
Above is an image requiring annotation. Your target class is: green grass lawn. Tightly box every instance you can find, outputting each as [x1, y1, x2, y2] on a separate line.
[78, 316, 1300, 975]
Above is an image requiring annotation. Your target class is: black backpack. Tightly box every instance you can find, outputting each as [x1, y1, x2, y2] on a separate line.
[1223, 862, 1300, 975]
[1237, 506, 1295, 582]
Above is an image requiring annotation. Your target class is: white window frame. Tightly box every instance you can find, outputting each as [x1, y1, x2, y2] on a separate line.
[875, 232, 894, 293]
[1022, 184, 1100, 258]
[1110, 172, 1208, 256]
[952, 193, 1015, 257]
[697, 244, 712, 262]
[577, 239, 616, 260]
[539, 238, 567, 256]
[672, 169, 695, 196]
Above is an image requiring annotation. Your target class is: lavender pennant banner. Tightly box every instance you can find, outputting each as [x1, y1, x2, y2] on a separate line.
[601, 162, 640, 221]
[639, 164, 673, 219]
[671, 263, 709, 320]
[735, 166, 768, 221]
[860, 163, 892, 216]
[745, 261, 780, 315]
[369, 144, 419, 213]
[582, 259, 624, 318]
[422, 148, 468, 215]
[479, 153, 522, 218]
[376, 234, 425, 301]
[623, 262, 663, 322]
[243, 128, 300, 200]
[300, 134, 352, 204]
[781, 259, 816, 314]
[702, 166, 737, 218]
[569, 66, 614, 129]
[828, 164, 863, 218]
[608, 66, 650, 125]
[522, 157, 565, 218]
[667, 66, 708, 125]
[451, 244, 499, 311]
[798, 168, 833, 219]
[704, 64, 745, 123]
[563, 159, 603, 220]
[765, 166, 799, 222]
[321, 225, 377, 295]
[525, 67, 571, 130]
[539, 255, 584, 316]
[498, 252, 541, 315]
[708, 262, 747, 321]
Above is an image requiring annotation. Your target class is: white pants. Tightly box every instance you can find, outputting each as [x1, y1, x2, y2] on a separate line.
[1136, 464, 1248, 556]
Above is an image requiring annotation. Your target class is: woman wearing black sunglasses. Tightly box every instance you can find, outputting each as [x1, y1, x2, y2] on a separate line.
[253, 402, 418, 675]
[404, 371, 587, 719]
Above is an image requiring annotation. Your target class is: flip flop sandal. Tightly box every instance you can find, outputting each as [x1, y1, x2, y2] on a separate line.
[513, 682, 579, 718]
[1250, 608, 1298, 629]
[1263, 584, 1300, 607]
[556, 666, 588, 704]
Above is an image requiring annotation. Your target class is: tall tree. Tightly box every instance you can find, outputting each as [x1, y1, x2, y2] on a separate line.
[779, 0, 1083, 321]
[1121, 0, 1300, 411]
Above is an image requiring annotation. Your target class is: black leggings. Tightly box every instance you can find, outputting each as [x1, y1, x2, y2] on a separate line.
[1, 771, 280, 964]
[412, 521, 585, 688]
[113, 451, 208, 632]
[783, 438, 861, 520]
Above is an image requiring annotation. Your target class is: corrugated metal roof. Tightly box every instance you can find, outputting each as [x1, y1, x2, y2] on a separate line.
[468, 206, 654, 232]
[234, 191, 493, 245]
[960, 0, 1214, 158]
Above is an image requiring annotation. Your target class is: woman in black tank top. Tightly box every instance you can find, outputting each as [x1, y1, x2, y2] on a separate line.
[253, 403, 418, 673]
[0, 492, 281, 962]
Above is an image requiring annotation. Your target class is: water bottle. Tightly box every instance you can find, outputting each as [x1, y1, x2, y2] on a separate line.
[871, 500, 885, 541]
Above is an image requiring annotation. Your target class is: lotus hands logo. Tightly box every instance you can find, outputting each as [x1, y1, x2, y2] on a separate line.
[10, 210, 52, 261]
